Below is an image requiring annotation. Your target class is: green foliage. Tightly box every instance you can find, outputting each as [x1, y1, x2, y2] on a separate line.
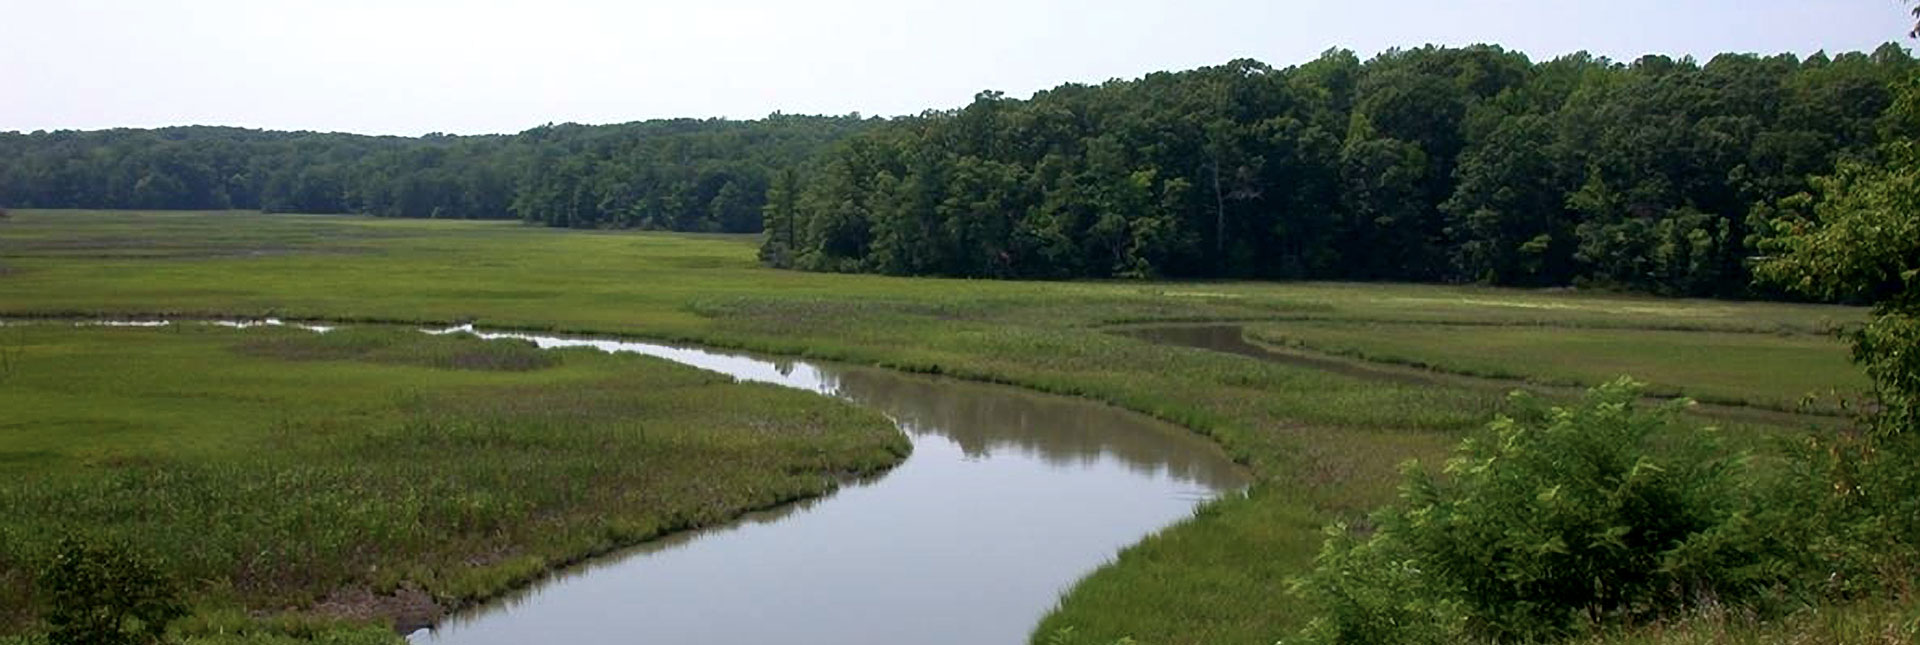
[1441, 114, 1574, 285]
[7, 43, 1914, 292]
[0, 210, 1863, 644]
[0, 117, 871, 233]
[1573, 595, 1920, 645]
[1756, 73, 1920, 436]
[771, 45, 1915, 293]
[1290, 520, 1461, 645]
[36, 537, 185, 645]
[758, 167, 803, 265]
[1743, 56, 1920, 613]
[1294, 380, 1765, 643]
[1752, 143, 1920, 309]
[1849, 313, 1920, 432]
[1757, 433, 1920, 601]
[0, 324, 904, 637]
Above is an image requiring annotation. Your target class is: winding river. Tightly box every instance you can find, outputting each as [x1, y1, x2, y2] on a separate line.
[384, 326, 1254, 644]
[17, 318, 1250, 642]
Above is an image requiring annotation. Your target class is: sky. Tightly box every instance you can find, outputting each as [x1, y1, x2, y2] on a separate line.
[1, 0, 1912, 136]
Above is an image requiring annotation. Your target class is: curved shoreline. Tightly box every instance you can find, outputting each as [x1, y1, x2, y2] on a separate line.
[6, 311, 1838, 430]
[1, 309, 1274, 459]
[0, 318, 914, 639]
[8, 315, 1251, 644]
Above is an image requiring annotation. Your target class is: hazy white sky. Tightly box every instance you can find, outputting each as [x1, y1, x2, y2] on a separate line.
[1, 0, 1911, 135]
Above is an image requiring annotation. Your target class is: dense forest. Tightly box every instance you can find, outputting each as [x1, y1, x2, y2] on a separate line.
[3, 44, 1915, 294]
[768, 44, 1920, 295]
[0, 115, 869, 233]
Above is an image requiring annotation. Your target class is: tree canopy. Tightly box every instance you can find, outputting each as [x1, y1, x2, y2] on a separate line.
[4, 44, 1915, 298]
[1756, 70, 1920, 434]
[764, 45, 1916, 297]
[0, 116, 871, 233]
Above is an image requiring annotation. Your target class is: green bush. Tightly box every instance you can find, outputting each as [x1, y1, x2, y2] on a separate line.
[37, 537, 185, 645]
[1293, 379, 1771, 643]
[1759, 431, 1920, 600]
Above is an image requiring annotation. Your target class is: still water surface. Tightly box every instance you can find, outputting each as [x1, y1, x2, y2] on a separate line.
[406, 326, 1251, 645]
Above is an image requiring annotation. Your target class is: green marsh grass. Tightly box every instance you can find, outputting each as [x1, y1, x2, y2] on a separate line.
[1245, 321, 1868, 413]
[235, 327, 559, 371]
[1571, 596, 1920, 645]
[0, 324, 904, 641]
[0, 210, 1875, 643]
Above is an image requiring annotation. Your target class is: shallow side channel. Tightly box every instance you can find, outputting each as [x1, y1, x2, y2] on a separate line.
[409, 325, 1252, 645]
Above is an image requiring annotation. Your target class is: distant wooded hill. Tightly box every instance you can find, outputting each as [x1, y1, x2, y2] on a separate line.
[0, 115, 871, 233]
[4, 44, 1915, 295]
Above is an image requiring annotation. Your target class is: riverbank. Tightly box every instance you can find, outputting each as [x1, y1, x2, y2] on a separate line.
[0, 324, 906, 642]
[0, 210, 1867, 642]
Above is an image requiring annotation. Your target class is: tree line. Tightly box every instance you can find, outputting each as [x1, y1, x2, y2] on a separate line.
[1294, 64, 1920, 645]
[0, 115, 870, 233]
[765, 44, 1917, 297]
[4, 44, 1915, 296]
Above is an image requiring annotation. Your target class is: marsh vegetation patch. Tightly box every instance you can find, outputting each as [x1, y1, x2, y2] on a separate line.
[234, 328, 561, 372]
[0, 325, 904, 640]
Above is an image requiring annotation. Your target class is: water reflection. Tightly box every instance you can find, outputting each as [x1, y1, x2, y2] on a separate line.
[209, 317, 337, 333]
[827, 368, 1244, 490]
[436, 325, 1245, 490]
[8, 320, 1250, 644]
[413, 326, 1250, 645]
[432, 491, 840, 624]
[61, 318, 337, 332]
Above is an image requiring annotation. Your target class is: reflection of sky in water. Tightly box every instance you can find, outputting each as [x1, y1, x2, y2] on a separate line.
[432, 325, 840, 393]
[410, 327, 1249, 644]
[209, 317, 336, 333]
[62, 318, 338, 332]
[434, 326, 1246, 490]
[30, 320, 1249, 645]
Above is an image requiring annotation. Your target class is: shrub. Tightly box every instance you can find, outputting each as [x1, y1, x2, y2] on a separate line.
[1759, 431, 1920, 600]
[37, 536, 185, 645]
[1293, 379, 1771, 643]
